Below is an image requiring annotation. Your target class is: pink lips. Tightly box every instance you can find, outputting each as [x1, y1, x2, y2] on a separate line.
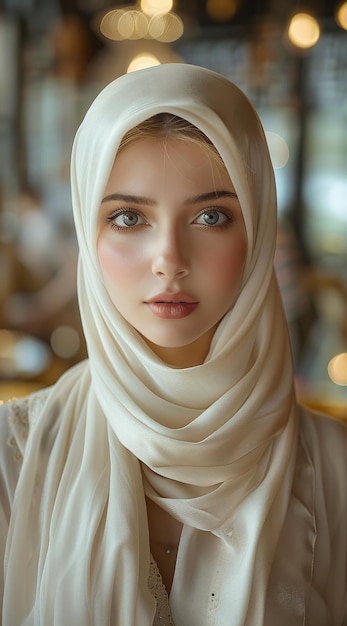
[145, 292, 198, 319]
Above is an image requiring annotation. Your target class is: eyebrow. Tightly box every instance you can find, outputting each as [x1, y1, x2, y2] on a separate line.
[186, 190, 238, 204]
[101, 193, 154, 205]
[101, 190, 238, 205]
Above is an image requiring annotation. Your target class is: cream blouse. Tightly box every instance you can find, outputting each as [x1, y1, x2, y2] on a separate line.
[1, 388, 347, 625]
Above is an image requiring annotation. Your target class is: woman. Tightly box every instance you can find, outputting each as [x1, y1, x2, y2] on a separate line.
[1, 63, 346, 625]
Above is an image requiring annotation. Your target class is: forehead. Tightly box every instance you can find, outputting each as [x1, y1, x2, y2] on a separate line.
[118, 113, 226, 167]
[105, 136, 233, 189]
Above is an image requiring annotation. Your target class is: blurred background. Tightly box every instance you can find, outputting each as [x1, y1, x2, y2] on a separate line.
[0, 0, 347, 415]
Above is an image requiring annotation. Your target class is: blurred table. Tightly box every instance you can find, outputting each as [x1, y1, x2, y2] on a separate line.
[0, 380, 44, 403]
[299, 395, 347, 420]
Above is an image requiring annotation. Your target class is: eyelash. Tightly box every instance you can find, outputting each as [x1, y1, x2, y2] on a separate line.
[195, 208, 235, 229]
[105, 207, 235, 231]
[105, 208, 145, 232]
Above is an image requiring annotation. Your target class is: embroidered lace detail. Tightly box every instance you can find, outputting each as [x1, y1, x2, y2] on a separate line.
[28, 389, 49, 427]
[7, 397, 30, 464]
[6, 389, 49, 466]
[148, 557, 175, 626]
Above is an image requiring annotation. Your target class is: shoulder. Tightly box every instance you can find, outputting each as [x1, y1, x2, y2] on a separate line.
[298, 405, 347, 526]
[299, 405, 347, 469]
[299, 405, 347, 480]
[0, 388, 50, 469]
[295, 409, 347, 621]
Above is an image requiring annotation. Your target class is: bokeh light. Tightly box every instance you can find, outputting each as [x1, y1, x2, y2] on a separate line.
[328, 353, 347, 386]
[335, 1, 347, 29]
[265, 131, 290, 169]
[287, 12, 320, 48]
[50, 326, 81, 359]
[99, 7, 183, 42]
[141, 0, 173, 17]
[127, 53, 161, 73]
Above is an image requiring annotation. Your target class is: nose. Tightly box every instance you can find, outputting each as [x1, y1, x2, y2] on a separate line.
[152, 227, 190, 280]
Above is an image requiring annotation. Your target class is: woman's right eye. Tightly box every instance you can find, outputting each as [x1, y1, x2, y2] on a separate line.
[107, 210, 146, 229]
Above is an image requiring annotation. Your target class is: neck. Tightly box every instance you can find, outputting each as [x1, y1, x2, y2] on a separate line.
[142, 325, 217, 368]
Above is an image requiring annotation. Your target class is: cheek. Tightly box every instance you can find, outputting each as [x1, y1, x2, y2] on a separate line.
[203, 239, 248, 294]
[97, 238, 137, 288]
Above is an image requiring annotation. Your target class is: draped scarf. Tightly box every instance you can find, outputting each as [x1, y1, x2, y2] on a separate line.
[3, 64, 298, 625]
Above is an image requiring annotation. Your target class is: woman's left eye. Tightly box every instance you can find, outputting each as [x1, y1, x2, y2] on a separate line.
[194, 209, 230, 227]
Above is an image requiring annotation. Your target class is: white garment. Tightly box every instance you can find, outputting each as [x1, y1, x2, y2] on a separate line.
[0, 64, 343, 624]
[0, 390, 347, 624]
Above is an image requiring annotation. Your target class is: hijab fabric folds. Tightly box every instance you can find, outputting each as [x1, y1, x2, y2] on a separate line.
[3, 64, 298, 625]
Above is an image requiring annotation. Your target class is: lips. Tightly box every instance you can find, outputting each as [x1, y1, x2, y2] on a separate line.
[145, 292, 198, 319]
[146, 292, 197, 304]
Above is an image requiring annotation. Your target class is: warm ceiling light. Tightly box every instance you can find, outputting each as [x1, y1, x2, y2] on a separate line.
[147, 14, 165, 38]
[206, 0, 237, 21]
[100, 10, 125, 40]
[287, 12, 320, 48]
[140, 0, 173, 17]
[127, 53, 161, 73]
[147, 12, 184, 41]
[117, 9, 148, 39]
[98, 5, 183, 42]
[336, 1, 347, 29]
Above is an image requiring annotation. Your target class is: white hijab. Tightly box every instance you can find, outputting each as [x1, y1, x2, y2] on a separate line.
[4, 64, 298, 625]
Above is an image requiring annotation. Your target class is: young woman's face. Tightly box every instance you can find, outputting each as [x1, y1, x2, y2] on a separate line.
[97, 136, 248, 367]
